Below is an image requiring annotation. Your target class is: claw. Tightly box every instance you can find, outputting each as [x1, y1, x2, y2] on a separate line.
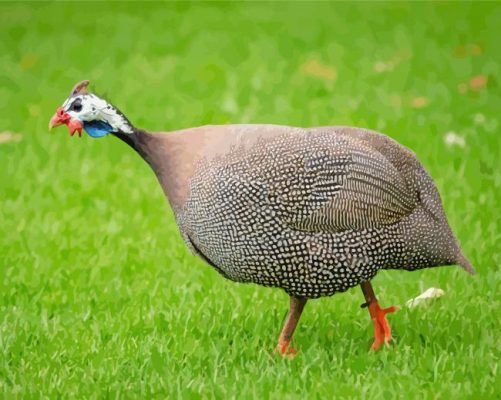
[276, 340, 298, 359]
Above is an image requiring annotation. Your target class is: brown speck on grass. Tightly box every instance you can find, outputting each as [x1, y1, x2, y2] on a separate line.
[0, 132, 22, 144]
[299, 59, 337, 82]
[454, 43, 483, 57]
[411, 97, 429, 108]
[457, 75, 488, 94]
[469, 75, 488, 91]
[20, 54, 38, 70]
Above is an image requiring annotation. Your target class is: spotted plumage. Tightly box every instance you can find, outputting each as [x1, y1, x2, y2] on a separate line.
[172, 125, 472, 298]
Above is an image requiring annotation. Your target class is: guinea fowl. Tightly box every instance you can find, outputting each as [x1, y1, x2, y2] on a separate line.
[49, 81, 474, 355]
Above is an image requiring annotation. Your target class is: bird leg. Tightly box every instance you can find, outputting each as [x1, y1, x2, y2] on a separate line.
[360, 281, 398, 350]
[276, 296, 307, 358]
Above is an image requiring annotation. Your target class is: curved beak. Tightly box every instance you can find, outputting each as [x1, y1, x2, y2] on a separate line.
[49, 107, 70, 130]
[48, 107, 83, 136]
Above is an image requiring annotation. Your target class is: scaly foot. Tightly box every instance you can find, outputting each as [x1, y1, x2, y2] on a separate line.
[276, 340, 298, 359]
[368, 302, 399, 350]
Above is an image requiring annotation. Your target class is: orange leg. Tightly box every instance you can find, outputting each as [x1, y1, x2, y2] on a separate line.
[276, 296, 307, 358]
[361, 281, 398, 350]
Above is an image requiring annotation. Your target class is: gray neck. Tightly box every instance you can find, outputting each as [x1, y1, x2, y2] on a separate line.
[112, 128, 155, 167]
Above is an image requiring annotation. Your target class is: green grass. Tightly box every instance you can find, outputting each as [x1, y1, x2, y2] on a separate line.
[1, 1, 500, 398]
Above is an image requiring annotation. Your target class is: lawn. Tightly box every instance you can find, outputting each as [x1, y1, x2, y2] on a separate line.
[0, 1, 500, 398]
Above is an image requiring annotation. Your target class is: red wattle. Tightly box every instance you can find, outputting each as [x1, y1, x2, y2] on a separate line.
[67, 119, 83, 137]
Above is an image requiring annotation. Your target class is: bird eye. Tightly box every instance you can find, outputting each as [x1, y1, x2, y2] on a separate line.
[71, 99, 82, 112]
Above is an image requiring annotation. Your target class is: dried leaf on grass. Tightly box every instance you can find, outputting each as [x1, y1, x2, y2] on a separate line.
[0, 132, 22, 144]
[299, 59, 337, 82]
[406, 288, 445, 308]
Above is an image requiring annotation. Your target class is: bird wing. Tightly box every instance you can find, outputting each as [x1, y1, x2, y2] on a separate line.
[270, 132, 418, 233]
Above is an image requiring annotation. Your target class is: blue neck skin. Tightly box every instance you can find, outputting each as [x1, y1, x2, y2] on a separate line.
[83, 120, 114, 138]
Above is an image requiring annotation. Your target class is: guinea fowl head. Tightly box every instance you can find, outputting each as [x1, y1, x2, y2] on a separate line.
[49, 80, 134, 138]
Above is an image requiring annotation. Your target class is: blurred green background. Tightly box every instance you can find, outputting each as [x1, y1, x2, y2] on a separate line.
[1, 1, 500, 398]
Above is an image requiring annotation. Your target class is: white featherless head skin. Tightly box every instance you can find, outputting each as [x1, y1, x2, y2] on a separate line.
[49, 80, 134, 137]
[62, 80, 133, 134]
[62, 93, 134, 134]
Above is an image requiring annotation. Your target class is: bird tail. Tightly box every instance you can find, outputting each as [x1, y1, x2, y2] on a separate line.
[456, 252, 476, 275]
